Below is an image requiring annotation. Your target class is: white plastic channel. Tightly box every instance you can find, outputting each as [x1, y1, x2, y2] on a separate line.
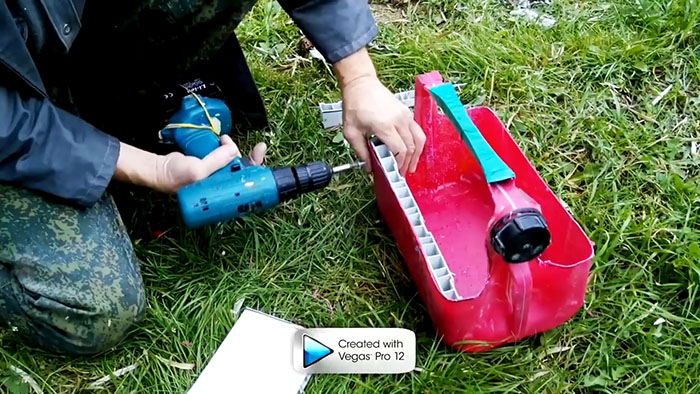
[371, 139, 460, 301]
[319, 84, 465, 129]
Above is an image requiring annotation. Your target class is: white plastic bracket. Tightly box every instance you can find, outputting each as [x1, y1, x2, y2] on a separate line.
[371, 138, 461, 301]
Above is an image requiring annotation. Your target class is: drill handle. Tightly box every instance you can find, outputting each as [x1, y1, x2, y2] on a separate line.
[175, 128, 222, 159]
[174, 127, 255, 169]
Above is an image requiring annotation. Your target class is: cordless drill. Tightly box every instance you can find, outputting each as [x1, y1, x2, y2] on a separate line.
[160, 94, 360, 228]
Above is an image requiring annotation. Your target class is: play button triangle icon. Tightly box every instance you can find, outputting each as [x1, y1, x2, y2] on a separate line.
[303, 334, 334, 368]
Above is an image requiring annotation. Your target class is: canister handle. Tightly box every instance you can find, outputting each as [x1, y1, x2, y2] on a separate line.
[428, 83, 515, 184]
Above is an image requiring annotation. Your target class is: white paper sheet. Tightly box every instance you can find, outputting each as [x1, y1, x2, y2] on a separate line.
[189, 308, 310, 394]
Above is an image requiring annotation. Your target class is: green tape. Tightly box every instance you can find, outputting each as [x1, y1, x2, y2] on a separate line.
[429, 83, 515, 183]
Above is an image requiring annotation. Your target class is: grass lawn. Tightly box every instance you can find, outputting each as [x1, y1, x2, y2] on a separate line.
[2, 0, 699, 392]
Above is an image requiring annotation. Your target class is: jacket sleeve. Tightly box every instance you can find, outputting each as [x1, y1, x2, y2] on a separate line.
[0, 85, 120, 207]
[279, 0, 378, 64]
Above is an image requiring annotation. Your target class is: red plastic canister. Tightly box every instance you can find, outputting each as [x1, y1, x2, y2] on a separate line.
[370, 71, 594, 351]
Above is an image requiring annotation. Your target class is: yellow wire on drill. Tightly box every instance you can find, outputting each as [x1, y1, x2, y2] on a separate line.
[163, 92, 221, 135]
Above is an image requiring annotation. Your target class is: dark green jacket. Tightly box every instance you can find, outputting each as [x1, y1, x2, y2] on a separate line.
[0, 0, 377, 206]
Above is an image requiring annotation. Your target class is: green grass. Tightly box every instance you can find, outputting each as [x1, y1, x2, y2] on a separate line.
[2, 0, 699, 392]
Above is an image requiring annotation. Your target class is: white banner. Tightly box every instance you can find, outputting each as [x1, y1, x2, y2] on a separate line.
[293, 328, 416, 374]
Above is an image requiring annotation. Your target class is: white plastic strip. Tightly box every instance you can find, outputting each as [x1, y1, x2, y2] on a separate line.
[319, 102, 343, 129]
[320, 84, 465, 129]
[371, 138, 460, 301]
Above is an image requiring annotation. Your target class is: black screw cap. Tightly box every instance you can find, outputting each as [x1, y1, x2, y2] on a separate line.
[490, 208, 551, 263]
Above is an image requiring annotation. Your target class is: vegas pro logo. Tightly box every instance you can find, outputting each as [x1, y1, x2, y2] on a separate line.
[302, 335, 334, 368]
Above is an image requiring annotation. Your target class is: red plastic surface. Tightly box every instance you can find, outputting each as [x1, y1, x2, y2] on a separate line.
[371, 71, 594, 351]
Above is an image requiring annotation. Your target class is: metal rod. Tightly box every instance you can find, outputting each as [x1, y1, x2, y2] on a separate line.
[332, 161, 365, 174]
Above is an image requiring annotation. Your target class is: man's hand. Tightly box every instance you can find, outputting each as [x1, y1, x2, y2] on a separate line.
[153, 134, 241, 193]
[114, 135, 267, 193]
[334, 48, 425, 175]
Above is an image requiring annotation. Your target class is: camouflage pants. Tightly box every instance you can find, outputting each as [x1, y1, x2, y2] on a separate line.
[0, 185, 146, 354]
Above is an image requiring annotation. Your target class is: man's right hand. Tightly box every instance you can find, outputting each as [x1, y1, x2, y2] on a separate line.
[114, 135, 267, 193]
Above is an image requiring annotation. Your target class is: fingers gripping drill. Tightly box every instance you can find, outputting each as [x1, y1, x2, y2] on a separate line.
[160, 94, 361, 228]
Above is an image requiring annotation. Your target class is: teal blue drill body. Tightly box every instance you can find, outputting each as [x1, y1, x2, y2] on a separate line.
[178, 157, 281, 228]
[161, 95, 333, 228]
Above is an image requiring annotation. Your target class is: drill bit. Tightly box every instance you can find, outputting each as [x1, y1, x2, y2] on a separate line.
[332, 161, 365, 174]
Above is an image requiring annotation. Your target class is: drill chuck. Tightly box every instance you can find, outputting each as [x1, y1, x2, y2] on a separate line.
[272, 162, 333, 202]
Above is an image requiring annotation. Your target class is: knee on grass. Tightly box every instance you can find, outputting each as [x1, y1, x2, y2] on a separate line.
[10, 270, 146, 355]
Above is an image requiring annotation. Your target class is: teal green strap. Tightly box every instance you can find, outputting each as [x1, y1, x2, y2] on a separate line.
[429, 83, 515, 183]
